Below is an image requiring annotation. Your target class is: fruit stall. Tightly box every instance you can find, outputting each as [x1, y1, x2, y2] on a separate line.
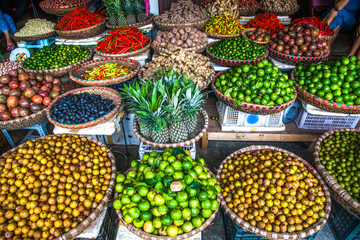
[0, 0, 360, 240]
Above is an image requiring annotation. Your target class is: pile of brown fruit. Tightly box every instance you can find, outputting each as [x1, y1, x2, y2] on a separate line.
[153, 27, 207, 49]
[220, 149, 327, 233]
[0, 134, 113, 239]
[269, 23, 329, 57]
[245, 29, 271, 42]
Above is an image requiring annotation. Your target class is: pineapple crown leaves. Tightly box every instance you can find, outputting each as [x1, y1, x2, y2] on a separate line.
[183, 83, 207, 118]
[134, 0, 146, 14]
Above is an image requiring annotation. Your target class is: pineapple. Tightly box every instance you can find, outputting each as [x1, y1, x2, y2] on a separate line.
[151, 127, 170, 143]
[134, 0, 147, 23]
[138, 120, 151, 138]
[124, 0, 137, 25]
[103, 0, 118, 26]
[114, 0, 128, 26]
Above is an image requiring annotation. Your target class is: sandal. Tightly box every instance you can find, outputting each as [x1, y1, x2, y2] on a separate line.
[6, 44, 16, 51]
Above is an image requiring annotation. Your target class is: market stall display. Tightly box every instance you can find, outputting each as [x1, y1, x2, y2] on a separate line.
[55, 9, 106, 39]
[204, 0, 239, 19]
[39, 0, 92, 16]
[260, 0, 299, 16]
[0, 69, 62, 130]
[23, 45, 92, 77]
[139, 48, 215, 89]
[216, 145, 331, 239]
[314, 129, 360, 220]
[291, 56, 360, 114]
[47, 87, 121, 129]
[12, 19, 56, 42]
[152, 27, 208, 53]
[245, 13, 285, 34]
[241, 28, 271, 44]
[154, 0, 208, 31]
[70, 57, 140, 86]
[203, 14, 244, 39]
[206, 37, 268, 67]
[212, 60, 296, 114]
[0, 133, 116, 239]
[114, 150, 221, 238]
[236, 0, 260, 15]
[95, 27, 151, 57]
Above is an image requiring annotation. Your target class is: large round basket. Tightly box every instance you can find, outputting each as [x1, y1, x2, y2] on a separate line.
[206, 41, 268, 67]
[291, 69, 360, 114]
[12, 31, 56, 42]
[133, 108, 208, 148]
[116, 167, 220, 240]
[216, 145, 331, 240]
[47, 87, 122, 129]
[24, 48, 93, 78]
[1, 133, 116, 240]
[95, 41, 151, 58]
[268, 46, 330, 66]
[151, 42, 207, 54]
[55, 19, 106, 39]
[205, 32, 242, 39]
[106, 13, 155, 29]
[314, 129, 360, 220]
[238, 6, 260, 16]
[241, 28, 271, 44]
[260, 5, 299, 16]
[154, 17, 209, 31]
[211, 70, 296, 115]
[39, 0, 92, 16]
[70, 57, 140, 86]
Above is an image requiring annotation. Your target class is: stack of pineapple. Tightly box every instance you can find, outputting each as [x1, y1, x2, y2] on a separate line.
[103, 0, 147, 26]
[121, 68, 206, 143]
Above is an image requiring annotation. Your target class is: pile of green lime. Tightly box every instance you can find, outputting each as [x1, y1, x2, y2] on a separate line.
[294, 56, 360, 105]
[113, 149, 221, 237]
[23, 45, 89, 70]
[208, 37, 267, 61]
[318, 131, 360, 201]
[214, 60, 296, 106]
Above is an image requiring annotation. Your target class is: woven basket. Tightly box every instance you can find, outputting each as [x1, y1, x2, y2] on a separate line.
[116, 167, 220, 240]
[70, 57, 140, 86]
[55, 19, 106, 39]
[260, 5, 299, 16]
[206, 42, 269, 67]
[241, 28, 271, 44]
[133, 108, 208, 148]
[95, 41, 151, 58]
[24, 48, 93, 78]
[206, 32, 242, 39]
[106, 13, 155, 29]
[314, 128, 360, 220]
[1, 133, 116, 240]
[47, 87, 122, 129]
[238, 6, 260, 16]
[212, 70, 296, 115]
[268, 47, 330, 66]
[12, 31, 56, 42]
[39, 0, 92, 16]
[290, 70, 360, 114]
[151, 42, 207, 54]
[216, 145, 331, 240]
[154, 17, 209, 31]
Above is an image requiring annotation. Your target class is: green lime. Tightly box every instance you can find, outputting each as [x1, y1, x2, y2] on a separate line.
[140, 211, 152, 221]
[143, 221, 155, 233]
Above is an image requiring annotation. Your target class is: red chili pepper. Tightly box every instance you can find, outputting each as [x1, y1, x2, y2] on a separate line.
[245, 13, 284, 34]
[55, 8, 104, 31]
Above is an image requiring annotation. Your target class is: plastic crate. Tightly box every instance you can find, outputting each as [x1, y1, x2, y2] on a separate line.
[328, 200, 360, 240]
[138, 141, 196, 160]
[295, 108, 360, 130]
[216, 101, 285, 132]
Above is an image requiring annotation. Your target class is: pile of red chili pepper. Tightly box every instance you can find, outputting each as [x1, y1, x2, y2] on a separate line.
[245, 13, 284, 34]
[56, 8, 104, 31]
[204, 14, 244, 35]
[291, 17, 334, 37]
[96, 27, 151, 54]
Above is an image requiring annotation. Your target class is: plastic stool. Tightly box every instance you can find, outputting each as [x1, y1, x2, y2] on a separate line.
[2, 121, 49, 147]
[17, 37, 56, 50]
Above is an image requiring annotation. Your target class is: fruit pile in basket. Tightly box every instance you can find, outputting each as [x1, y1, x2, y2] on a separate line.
[113, 149, 221, 237]
[84, 63, 131, 81]
[203, 14, 244, 35]
[214, 60, 295, 106]
[219, 149, 327, 233]
[0, 134, 113, 239]
[244, 29, 271, 43]
[290, 17, 334, 39]
[293, 56, 360, 105]
[0, 69, 61, 121]
[55, 8, 104, 31]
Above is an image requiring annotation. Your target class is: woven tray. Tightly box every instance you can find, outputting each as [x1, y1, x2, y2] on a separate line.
[70, 57, 140, 86]
[106, 13, 155, 29]
[260, 5, 299, 16]
[55, 19, 106, 39]
[47, 87, 122, 129]
[206, 32, 242, 39]
[238, 6, 260, 16]
[39, 0, 92, 15]
[1, 133, 116, 240]
[95, 41, 151, 58]
[212, 70, 296, 115]
[24, 48, 93, 78]
[268, 47, 330, 66]
[154, 17, 209, 31]
[12, 31, 56, 42]
[151, 42, 207, 54]
[314, 128, 360, 220]
[291, 69, 360, 114]
[133, 108, 208, 148]
[241, 28, 271, 44]
[206, 42, 269, 67]
[116, 167, 220, 240]
[216, 145, 331, 240]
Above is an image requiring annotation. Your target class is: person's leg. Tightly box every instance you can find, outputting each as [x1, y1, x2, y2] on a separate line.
[3, 14, 16, 35]
[3, 30, 15, 49]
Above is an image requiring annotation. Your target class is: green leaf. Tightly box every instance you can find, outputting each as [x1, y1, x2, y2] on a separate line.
[189, 182, 202, 189]
[168, 193, 177, 197]
[164, 178, 172, 188]
[123, 183, 134, 188]
[155, 181, 163, 191]
[135, 182, 148, 187]
[172, 148, 187, 156]
[145, 177, 161, 187]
